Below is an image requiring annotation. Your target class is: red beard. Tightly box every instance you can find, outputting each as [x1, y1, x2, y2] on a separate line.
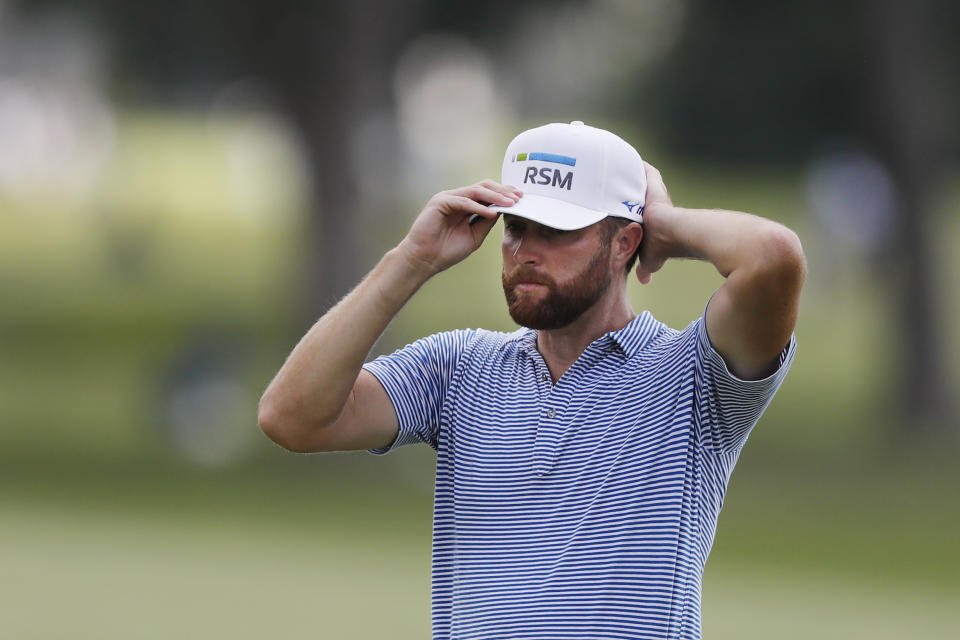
[502, 246, 612, 330]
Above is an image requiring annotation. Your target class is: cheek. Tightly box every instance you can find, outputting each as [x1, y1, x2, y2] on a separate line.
[502, 233, 521, 258]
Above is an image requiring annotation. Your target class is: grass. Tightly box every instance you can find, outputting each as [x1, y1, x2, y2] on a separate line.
[703, 567, 960, 639]
[0, 498, 431, 640]
[1, 453, 957, 639]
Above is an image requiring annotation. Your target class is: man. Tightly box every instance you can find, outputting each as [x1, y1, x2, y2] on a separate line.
[259, 121, 805, 639]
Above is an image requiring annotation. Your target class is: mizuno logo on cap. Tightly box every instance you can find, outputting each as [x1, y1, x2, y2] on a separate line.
[622, 200, 640, 213]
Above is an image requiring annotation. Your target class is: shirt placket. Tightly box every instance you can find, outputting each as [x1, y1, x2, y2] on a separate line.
[529, 354, 572, 477]
[529, 343, 614, 477]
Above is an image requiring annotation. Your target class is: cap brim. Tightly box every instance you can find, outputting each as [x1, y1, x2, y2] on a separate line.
[488, 193, 608, 231]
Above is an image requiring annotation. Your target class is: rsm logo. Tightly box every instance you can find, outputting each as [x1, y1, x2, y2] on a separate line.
[523, 166, 573, 190]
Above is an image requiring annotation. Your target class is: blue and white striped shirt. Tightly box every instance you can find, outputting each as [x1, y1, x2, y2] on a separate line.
[363, 309, 796, 639]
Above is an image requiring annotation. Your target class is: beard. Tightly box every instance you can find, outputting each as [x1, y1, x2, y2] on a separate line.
[502, 245, 612, 330]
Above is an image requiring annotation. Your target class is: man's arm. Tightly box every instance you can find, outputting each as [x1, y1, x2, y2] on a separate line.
[635, 163, 806, 380]
[258, 181, 521, 453]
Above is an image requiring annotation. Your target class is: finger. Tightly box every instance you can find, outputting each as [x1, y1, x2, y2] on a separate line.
[442, 195, 500, 220]
[643, 162, 663, 190]
[449, 185, 518, 207]
[469, 211, 500, 245]
[643, 161, 671, 203]
[635, 265, 653, 285]
[469, 211, 501, 225]
[466, 184, 519, 205]
[478, 179, 524, 199]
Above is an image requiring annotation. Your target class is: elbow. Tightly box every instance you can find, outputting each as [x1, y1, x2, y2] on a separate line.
[257, 392, 322, 453]
[758, 224, 807, 290]
[257, 392, 293, 449]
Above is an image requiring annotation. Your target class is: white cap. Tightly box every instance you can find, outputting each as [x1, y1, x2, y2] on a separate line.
[488, 121, 646, 230]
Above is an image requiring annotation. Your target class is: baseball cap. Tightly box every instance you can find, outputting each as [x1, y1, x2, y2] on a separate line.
[488, 121, 646, 230]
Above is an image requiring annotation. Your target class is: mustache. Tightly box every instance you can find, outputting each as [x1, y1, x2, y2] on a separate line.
[502, 266, 556, 288]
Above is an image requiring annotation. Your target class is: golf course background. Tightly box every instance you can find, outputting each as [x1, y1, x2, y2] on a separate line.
[2, 1, 959, 637]
[2, 112, 958, 639]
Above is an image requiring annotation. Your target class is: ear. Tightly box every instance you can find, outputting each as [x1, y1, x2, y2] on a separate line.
[613, 222, 644, 271]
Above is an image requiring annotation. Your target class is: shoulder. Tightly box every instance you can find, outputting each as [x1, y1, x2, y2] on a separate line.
[390, 326, 531, 362]
[646, 313, 705, 351]
[616, 310, 693, 361]
[459, 326, 534, 359]
[615, 313, 706, 382]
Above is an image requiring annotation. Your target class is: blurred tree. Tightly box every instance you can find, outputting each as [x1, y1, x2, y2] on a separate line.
[218, 1, 426, 321]
[15, 0, 426, 323]
[13, 0, 957, 433]
[13, 0, 551, 323]
[637, 0, 958, 434]
[861, 0, 956, 434]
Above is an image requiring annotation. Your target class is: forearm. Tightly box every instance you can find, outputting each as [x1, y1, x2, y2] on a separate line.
[259, 245, 432, 429]
[660, 205, 804, 378]
[652, 206, 798, 279]
[637, 164, 804, 378]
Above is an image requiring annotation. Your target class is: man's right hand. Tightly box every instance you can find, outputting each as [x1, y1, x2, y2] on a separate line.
[258, 179, 521, 453]
[397, 180, 522, 277]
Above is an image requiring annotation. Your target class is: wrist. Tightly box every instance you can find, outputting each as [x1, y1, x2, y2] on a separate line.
[354, 247, 433, 317]
[644, 204, 683, 259]
[390, 241, 440, 283]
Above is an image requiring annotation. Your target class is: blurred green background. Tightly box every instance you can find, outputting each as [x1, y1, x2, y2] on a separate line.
[1, 1, 958, 638]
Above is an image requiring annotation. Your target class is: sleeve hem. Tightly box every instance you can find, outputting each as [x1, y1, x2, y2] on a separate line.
[695, 300, 798, 455]
[698, 316, 797, 387]
[361, 362, 408, 455]
[698, 295, 797, 386]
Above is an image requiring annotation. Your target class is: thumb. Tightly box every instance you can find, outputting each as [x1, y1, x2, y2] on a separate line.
[635, 264, 654, 285]
[470, 212, 500, 248]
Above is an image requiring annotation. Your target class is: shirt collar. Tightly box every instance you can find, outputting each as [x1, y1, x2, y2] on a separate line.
[606, 310, 663, 356]
[502, 327, 539, 351]
[501, 310, 663, 358]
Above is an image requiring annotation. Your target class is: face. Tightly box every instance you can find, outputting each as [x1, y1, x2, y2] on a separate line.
[501, 215, 613, 330]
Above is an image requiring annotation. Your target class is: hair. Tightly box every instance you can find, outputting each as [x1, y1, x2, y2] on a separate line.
[599, 217, 641, 275]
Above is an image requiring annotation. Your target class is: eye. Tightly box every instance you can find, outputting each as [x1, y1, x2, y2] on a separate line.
[504, 219, 525, 234]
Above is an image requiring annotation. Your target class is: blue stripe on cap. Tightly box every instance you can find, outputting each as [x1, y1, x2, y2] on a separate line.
[528, 152, 576, 166]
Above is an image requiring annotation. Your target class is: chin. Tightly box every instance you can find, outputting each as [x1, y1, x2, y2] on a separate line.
[506, 301, 579, 331]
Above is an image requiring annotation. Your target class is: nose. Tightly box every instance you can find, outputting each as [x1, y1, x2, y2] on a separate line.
[504, 230, 543, 265]
[512, 235, 525, 259]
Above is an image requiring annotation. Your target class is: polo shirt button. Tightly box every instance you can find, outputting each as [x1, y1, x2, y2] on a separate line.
[541, 374, 549, 383]
[544, 408, 556, 419]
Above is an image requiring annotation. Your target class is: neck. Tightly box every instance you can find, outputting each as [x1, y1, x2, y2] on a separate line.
[536, 281, 635, 382]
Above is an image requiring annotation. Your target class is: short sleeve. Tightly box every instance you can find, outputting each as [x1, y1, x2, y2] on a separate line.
[693, 313, 797, 454]
[362, 329, 477, 455]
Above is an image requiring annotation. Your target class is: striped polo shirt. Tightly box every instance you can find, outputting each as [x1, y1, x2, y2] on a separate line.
[363, 309, 796, 640]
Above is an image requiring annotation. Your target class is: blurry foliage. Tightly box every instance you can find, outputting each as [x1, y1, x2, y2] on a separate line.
[631, 0, 960, 433]
[1, 4, 958, 638]
[2, 0, 958, 462]
[636, 0, 959, 163]
[0, 112, 303, 462]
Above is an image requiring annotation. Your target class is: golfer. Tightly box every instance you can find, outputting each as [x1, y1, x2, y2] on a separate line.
[259, 121, 805, 639]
